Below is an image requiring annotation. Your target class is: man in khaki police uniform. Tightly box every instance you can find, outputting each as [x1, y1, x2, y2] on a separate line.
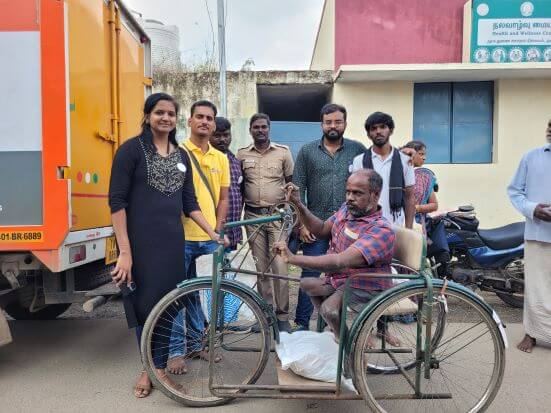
[237, 113, 294, 333]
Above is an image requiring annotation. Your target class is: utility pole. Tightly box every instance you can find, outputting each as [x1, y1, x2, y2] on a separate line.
[217, 0, 227, 116]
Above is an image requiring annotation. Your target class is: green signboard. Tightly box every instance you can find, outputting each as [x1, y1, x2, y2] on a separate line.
[471, 0, 551, 63]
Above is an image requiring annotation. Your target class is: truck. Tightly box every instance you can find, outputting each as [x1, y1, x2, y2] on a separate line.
[0, 0, 151, 339]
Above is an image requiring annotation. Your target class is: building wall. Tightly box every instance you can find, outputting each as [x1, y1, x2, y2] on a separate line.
[334, 78, 551, 227]
[332, 80, 414, 140]
[334, 0, 466, 68]
[310, 0, 335, 70]
[153, 70, 333, 151]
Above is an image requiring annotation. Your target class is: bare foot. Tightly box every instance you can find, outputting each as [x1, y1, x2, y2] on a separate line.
[377, 331, 401, 347]
[134, 371, 152, 398]
[156, 368, 185, 393]
[167, 356, 188, 375]
[367, 333, 376, 348]
[517, 334, 536, 353]
[189, 348, 222, 363]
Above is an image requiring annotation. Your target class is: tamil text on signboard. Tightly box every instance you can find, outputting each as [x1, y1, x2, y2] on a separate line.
[471, 0, 551, 63]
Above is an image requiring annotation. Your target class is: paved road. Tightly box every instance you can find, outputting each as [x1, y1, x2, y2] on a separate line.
[1, 309, 550, 413]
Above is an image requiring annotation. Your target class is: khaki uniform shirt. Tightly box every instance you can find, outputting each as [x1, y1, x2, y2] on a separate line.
[237, 142, 294, 207]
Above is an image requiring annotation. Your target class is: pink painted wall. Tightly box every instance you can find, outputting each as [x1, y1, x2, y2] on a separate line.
[335, 0, 467, 68]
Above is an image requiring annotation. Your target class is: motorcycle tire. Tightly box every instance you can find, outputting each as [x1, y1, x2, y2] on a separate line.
[495, 257, 524, 308]
[495, 292, 523, 308]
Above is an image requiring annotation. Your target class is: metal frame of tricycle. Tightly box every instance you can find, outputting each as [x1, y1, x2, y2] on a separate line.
[203, 212, 455, 401]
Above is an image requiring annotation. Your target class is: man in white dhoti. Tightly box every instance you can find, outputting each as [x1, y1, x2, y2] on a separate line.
[508, 118, 551, 353]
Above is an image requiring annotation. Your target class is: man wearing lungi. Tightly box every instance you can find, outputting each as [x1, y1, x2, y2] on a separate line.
[508, 118, 551, 353]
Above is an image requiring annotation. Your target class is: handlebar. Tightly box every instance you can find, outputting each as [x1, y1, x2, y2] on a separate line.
[224, 213, 283, 229]
[440, 216, 462, 230]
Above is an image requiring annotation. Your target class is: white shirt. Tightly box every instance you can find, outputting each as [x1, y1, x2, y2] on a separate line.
[508, 144, 551, 243]
[351, 148, 415, 226]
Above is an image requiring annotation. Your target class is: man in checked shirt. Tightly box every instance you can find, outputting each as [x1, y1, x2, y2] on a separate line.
[210, 117, 243, 248]
[275, 169, 398, 343]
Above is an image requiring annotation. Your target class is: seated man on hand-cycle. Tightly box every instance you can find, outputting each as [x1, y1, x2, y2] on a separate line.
[274, 169, 400, 345]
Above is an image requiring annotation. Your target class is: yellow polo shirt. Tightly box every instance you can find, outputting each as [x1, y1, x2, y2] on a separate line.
[181, 139, 230, 241]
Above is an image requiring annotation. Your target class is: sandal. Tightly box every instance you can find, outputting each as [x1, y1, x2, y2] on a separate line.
[134, 371, 152, 398]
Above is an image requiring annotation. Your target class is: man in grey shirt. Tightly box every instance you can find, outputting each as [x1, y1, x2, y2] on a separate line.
[291, 103, 365, 330]
[508, 118, 551, 353]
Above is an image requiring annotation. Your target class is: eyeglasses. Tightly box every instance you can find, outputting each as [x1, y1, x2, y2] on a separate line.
[322, 120, 345, 126]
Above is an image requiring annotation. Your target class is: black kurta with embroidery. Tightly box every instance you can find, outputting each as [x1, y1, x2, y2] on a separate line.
[109, 136, 199, 328]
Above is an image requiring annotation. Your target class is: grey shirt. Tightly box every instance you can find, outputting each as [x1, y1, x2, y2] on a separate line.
[508, 144, 551, 243]
[293, 137, 366, 221]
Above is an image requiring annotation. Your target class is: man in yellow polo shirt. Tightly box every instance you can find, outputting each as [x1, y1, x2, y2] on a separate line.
[168, 100, 230, 374]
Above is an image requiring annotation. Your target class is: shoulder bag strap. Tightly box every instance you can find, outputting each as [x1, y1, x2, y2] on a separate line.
[182, 146, 217, 205]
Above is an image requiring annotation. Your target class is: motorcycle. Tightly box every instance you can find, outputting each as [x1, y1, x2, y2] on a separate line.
[430, 205, 525, 308]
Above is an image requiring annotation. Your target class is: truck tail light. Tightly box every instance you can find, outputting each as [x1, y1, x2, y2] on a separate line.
[69, 245, 86, 264]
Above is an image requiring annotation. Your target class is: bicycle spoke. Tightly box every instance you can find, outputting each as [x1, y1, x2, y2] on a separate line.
[141, 283, 270, 407]
[354, 287, 504, 413]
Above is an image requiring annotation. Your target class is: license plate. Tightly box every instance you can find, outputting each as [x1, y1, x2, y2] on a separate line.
[105, 236, 118, 265]
[0, 231, 43, 243]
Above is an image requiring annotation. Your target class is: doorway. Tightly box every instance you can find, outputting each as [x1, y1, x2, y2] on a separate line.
[257, 83, 332, 158]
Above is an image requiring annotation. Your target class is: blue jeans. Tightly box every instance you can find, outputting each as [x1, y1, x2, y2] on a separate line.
[289, 236, 329, 328]
[169, 240, 218, 358]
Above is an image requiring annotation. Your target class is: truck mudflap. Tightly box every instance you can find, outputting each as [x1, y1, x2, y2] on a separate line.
[0, 310, 12, 347]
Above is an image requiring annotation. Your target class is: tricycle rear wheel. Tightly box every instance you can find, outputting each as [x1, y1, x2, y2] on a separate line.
[351, 286, 505, 412]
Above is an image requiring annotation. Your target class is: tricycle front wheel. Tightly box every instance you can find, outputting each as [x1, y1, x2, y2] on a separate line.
[141, 280, 271, 407]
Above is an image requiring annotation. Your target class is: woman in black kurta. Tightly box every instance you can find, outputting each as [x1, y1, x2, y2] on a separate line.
[109, 133, 197, 325]
[108, 93, 218, 398]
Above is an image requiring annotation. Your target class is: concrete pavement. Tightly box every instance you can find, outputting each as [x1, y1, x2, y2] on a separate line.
[0, 316, 550, 412]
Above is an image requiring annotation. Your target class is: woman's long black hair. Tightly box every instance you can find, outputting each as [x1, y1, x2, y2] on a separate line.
[140, 92, 180, 151]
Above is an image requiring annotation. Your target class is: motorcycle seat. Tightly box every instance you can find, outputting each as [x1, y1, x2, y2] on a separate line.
[478, 222, 525, 250]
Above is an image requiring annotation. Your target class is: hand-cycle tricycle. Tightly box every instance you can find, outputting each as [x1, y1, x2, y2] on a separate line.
[140, 203, 507, 412]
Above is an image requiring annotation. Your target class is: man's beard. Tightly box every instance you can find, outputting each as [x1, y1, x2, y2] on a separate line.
[324, 130, 343, 142]
[347, 204, 369, 218]
[372, 135, 389, 147]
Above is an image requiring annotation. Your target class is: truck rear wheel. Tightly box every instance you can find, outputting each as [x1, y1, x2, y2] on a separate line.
[3, 302, 71, 320]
